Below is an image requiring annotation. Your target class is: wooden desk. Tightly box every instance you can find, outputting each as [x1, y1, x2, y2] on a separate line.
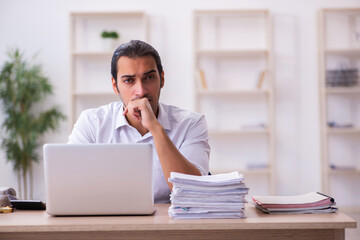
[0, 204, 356, 240]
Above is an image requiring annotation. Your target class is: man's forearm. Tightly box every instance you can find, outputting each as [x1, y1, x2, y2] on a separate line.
[150, 122, 201, 190]
[125, 98, 202, 189]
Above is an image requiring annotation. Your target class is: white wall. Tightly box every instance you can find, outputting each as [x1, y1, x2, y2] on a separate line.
[0, 0, 359, 201]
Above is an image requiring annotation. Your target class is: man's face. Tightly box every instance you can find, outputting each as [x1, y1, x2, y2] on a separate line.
[112, 55, 164, 115]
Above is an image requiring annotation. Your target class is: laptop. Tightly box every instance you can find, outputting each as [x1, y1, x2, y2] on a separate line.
[43, 143, 155, 216]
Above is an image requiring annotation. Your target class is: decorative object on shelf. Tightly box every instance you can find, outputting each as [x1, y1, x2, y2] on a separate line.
[195, 69, 208, 90]
[355, 31, 360, 48]
[0, 49, 66, 200]
[329, 164, 356, 171]
[256, 70, 268, 89]
[241, 123, 267, 130]
[101, 30, 120, 51]
[246, 162, 268, 170]
[327, 121, 354, 129]
[326, 67, 358, 87]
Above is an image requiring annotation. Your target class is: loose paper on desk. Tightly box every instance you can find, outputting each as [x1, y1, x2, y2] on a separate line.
[253, 192, 330, 205]
[252, 192, 337, 214]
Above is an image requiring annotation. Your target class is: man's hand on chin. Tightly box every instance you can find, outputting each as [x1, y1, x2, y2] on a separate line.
[123, 97, 160, 131]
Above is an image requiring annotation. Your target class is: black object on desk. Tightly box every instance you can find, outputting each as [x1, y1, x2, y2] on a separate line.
[10, 200, 46, 210]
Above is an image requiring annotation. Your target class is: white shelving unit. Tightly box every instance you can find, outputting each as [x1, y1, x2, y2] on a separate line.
[69, 12, 148, 125]
[318, 9, 360, 211]
[193, 10, 275, 195]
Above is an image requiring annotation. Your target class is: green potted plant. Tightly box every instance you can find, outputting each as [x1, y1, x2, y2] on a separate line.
[101, 30, 120, 51]
[0, 49, 66, 199]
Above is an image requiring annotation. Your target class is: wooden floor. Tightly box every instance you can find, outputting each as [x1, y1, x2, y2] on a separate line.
[344, 211, 360, 240]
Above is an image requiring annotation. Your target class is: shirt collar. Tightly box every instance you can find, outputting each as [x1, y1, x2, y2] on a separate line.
[115, 102, 171, 131]
[115, 102, 128, 129]
[157, 102, 171, 131]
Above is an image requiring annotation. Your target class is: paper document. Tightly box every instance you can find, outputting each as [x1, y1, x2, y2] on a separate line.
[168, 172, 249, 219]
[252, 192, 332, 205]
[252, 192, 337, 214]
[169, 171, 244, 186]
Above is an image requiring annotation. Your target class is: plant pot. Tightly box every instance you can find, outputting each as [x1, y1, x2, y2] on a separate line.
[102, 38, 118, 51]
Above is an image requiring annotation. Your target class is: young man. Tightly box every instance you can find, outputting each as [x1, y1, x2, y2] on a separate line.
[68, 40, 210, 203]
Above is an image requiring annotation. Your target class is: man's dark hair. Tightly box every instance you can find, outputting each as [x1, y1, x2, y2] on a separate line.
[111, 40, 163, 84]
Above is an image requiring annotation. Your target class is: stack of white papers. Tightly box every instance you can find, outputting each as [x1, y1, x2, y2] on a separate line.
[168, 172, 249, 219]
[252, 192, 338, 214]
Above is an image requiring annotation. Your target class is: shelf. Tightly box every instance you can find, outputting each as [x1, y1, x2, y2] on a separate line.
[323, 8, 360, 14]
[325, 49, 360, 55]
[325, 87, 360, 94]
[197, 49, 268, 57]
[209, 129, 269, 135]
[73, 91, 115, 97]
[195, 9, 269, 16]
[197, 89, 269, 96]
[72, 51, 113, 57]
[243, 168, 271, 175]
[326, 127, 360, 134]
[210, 168, 271, 175]
[71, 11, 145, 18]
[328, 168, 360, 174]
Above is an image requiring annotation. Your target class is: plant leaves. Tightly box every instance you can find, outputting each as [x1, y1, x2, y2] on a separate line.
[0, 48, 66, 173]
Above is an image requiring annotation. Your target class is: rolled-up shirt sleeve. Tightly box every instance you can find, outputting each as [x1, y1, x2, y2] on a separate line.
[178, 115, 210, 176]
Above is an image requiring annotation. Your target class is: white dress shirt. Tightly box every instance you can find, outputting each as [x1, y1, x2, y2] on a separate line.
[68, 101, 210, 203]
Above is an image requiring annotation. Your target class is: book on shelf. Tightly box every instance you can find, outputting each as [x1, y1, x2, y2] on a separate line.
[246, 162, 268, 170]
[241, 123, 267, 131]
[256, 70, 267, 89]
[195, 69, 208, 90]
[252, 192, 337, 214]
[327, 121, 354, 129]
[329, 164, 357, 171]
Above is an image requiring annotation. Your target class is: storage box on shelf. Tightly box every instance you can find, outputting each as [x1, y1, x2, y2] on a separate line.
[193, 10, 275, 195]
[318, 8, 360, 211]
[70, 12, 148, 125]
